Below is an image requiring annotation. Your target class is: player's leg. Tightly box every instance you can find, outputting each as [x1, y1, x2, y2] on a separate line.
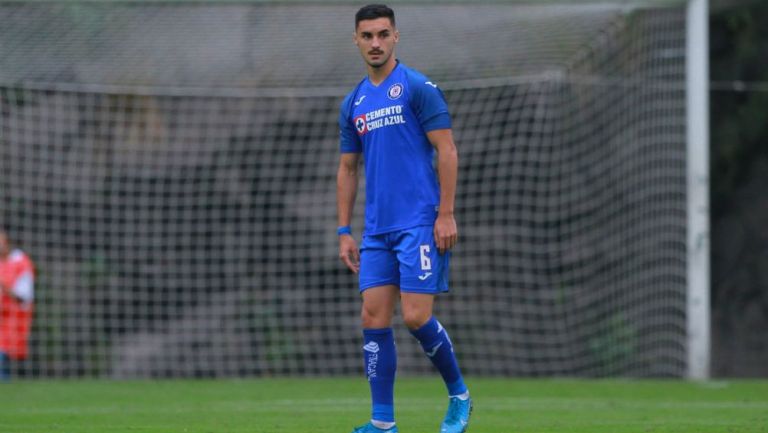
[401, 293, 468, 399]
[396, 226, 472, 433]
[356, 286, 399, 433]
[353, 234, 400, 433]
[0, 351, 10, 382]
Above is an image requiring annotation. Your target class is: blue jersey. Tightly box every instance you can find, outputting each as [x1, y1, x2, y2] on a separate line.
[339, 62, 452, 235]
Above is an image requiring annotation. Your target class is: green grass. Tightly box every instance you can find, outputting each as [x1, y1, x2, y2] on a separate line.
[0, 378, 766, 432]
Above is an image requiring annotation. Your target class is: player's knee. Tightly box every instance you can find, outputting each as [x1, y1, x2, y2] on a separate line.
[402, 309, 430, 330]
[361, 304, 391, 328]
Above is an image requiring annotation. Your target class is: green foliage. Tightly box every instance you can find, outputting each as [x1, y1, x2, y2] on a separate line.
[710, 1, 768, 215]
[588, 314, 638, 375]
[709, 0, 768, 377]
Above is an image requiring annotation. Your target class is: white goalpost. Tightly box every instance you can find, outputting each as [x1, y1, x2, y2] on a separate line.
[685, 0, 710, 380]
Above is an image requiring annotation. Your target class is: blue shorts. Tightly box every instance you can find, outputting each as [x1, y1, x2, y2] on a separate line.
[359, 225, 451, 294]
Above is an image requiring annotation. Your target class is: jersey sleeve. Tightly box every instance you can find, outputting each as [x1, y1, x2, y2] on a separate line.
[339, 93, 363, 153]
[8, 252, 34, 303]
[12, 271, 33, 303]
[408, 75, 452, 132]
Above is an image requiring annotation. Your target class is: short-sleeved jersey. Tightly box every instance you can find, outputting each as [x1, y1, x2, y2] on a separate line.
[339, 61, 452, 235]
[0, 249, 35, 360]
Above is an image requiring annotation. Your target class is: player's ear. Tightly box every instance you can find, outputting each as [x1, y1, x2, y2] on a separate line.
[394, 29, 400, 44]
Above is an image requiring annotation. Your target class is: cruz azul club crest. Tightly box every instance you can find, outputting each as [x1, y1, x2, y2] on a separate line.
[354, 114, 367, 135]
[387, 83, 403, 100]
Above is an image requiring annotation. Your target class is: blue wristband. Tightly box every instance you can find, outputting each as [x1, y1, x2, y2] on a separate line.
[337, 226, 352, 236]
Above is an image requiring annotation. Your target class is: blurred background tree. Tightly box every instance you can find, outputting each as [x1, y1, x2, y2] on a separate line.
[710, 0, 768, 376]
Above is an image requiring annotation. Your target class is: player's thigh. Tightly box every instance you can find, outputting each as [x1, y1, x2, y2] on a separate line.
[359, 234, 400, 328]
[361, 284, 399, 328]
[394, 226, 451, 295]
[359, 234, 399, 293]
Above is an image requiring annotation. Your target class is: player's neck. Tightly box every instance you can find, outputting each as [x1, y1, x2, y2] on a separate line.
[367, 57, 398, 86]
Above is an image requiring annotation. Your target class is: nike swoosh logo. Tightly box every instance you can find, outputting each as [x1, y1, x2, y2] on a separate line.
[354, 95, 366, 106]
[418, 272, 432, 281]
[425, 81, 438, 88]
[427, 342, 443, 357]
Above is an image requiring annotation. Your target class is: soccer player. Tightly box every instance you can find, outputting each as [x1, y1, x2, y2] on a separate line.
[0, 228, 35, 381]
[336, 5, 472, 433]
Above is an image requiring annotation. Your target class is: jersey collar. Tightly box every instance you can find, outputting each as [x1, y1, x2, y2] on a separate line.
[366, 59, 401, 88]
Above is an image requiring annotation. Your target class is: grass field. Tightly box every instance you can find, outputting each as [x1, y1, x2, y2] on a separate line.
[0, 377, 766, 433]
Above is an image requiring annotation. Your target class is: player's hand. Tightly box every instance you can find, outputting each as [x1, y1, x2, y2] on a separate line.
[434, 213, 458, 254]
[339, 234, 360, 274]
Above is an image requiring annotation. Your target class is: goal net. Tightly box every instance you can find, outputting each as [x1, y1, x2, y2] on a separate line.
[0, 1, 689, 378]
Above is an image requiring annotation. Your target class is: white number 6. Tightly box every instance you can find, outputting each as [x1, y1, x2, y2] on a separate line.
[419, 245, 432, 271]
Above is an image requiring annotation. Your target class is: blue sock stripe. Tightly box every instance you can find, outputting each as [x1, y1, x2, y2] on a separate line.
[364, 327, 395, 336]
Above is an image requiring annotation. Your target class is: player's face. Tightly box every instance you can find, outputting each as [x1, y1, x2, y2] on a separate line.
[354, 18, 399, 69]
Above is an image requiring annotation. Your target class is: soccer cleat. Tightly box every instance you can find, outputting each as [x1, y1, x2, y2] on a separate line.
[440, 396, 473, 433]
[350, 422, 399, 433]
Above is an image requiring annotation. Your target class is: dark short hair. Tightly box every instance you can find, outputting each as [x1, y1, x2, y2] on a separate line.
[355, 4, 395, 28]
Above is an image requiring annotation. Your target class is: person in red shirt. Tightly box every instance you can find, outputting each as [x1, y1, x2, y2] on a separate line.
[0, 228, 35, 381]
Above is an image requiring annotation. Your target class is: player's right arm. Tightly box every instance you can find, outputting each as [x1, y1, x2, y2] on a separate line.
[337, 152, 361, 273]
[337, 90, 364, 274]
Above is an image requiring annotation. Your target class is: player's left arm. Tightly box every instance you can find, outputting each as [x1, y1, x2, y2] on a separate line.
[427, 128, 458, 254]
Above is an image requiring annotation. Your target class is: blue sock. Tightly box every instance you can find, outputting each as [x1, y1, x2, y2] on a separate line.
[410, 317, 467, 396]
[363, 328, 397, 423]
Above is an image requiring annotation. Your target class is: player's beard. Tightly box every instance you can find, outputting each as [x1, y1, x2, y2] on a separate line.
[366, 50, 391, 69]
